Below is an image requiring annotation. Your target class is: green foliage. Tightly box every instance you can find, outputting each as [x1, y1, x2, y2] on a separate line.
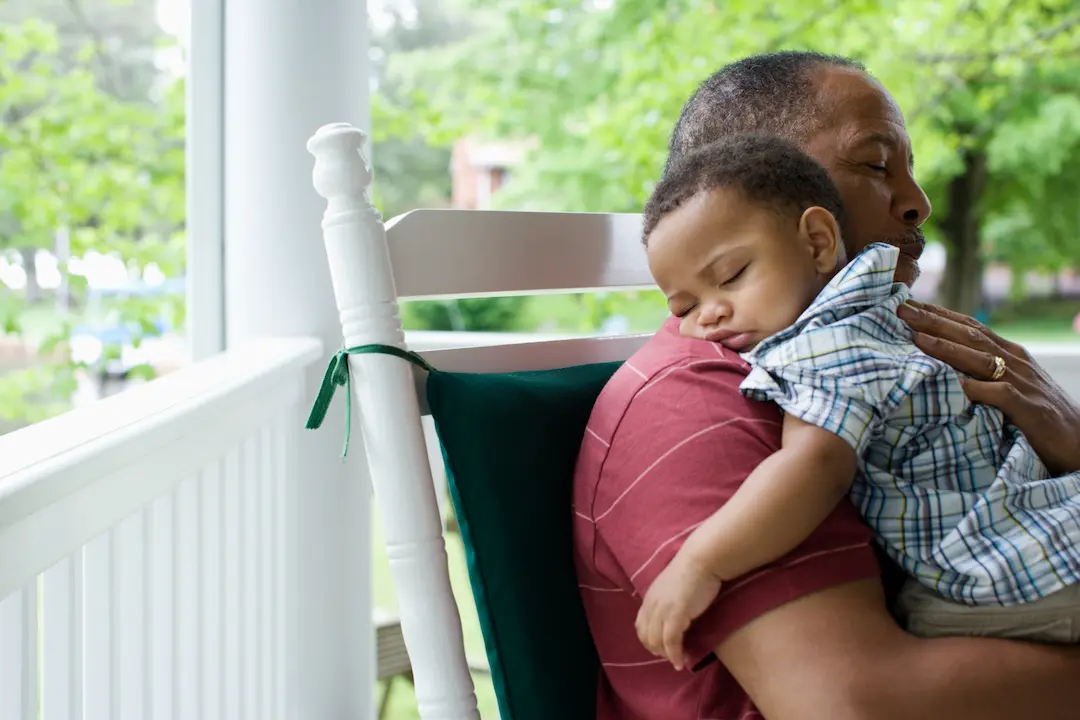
[377, 0, 1080, 318]
[369, 139, 453, 220]
[369, 0, 678, 335]
[402, 297, 532, 332]
[0, 21, 183, 251]
[522, 291, 668, 334]
[369, 0, 472, 219]
[983, 89, 1080, 279]
[0, 17, 184, 424]
[0, 361, 77, 423]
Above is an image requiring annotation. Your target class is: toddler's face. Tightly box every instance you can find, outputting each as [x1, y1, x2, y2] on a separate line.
[647, 188, 844, 352]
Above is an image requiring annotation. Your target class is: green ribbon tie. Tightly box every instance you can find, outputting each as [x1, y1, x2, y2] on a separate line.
[305, 343, 434, 458]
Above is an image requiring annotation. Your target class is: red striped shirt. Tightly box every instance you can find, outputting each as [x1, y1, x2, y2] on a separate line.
[573, 318, 878, 719]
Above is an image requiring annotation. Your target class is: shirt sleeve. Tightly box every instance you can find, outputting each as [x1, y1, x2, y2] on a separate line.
[594, 357, 878, 669]
[740, 316, 911, 457]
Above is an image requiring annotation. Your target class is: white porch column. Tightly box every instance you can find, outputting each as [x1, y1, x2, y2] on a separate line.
[222, 1, 373, 718]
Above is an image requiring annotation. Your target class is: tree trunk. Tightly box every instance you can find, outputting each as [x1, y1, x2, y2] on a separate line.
[55, 227, 71, 311]
[19, 246, 41, 303]
[937, 146, 988, 316]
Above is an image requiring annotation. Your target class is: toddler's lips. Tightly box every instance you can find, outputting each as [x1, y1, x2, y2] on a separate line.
[703, 329, 754, 351]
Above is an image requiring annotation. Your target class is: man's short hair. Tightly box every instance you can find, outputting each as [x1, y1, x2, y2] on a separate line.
[668, 51, 865, 166]
[642, 134, 846, 244]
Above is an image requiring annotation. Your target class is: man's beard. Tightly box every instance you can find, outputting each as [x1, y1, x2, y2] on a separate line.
[881, 229, 925, 285]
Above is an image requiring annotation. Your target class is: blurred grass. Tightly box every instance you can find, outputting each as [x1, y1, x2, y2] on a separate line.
[989, 298, 1080, 342]
[990, 319, 1077, 343]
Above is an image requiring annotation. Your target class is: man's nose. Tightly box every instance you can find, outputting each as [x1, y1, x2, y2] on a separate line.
[894, 171, 932, 226]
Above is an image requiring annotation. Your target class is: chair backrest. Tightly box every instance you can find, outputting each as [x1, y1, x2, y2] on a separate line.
[307, 123, 654, 718]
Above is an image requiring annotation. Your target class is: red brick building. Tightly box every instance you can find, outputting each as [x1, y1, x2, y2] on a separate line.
[449, 137, 533, 209]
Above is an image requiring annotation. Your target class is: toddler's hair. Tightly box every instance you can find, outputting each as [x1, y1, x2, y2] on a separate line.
[643, 134, 846, 245]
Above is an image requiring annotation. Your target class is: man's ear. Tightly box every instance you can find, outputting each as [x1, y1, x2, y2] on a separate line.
[798, 206, 845, 274]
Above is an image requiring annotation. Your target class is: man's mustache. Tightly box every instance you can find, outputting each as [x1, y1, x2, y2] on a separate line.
[878, 229, 926, 264]
[885, 229, 926, 251]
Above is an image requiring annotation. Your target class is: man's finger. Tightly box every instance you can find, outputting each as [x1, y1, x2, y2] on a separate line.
[899, 304, 998, 355]
[902, 302, 1029, 363]
[906, 301, 1032, 360]
[922, 302, 1030, 355]
[959, 378, 1025, 418]
[908, 301, 983, 330]
[912, 332, 1003, 380]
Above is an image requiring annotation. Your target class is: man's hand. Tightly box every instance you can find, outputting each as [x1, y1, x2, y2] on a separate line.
[635, 551, 722, 671]
[898, 300, 1080, 475]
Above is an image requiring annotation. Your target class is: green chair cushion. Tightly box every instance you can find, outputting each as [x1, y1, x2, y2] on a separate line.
[426, 362, 622, 720]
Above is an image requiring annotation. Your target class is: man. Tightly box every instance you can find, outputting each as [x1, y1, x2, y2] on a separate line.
[573, 51, 1080, 720]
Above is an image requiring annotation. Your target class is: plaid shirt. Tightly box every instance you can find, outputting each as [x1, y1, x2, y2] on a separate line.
[740, 243, 1080, 606]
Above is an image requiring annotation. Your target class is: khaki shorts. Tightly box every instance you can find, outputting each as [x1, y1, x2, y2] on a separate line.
[895, 578, 1080, 644]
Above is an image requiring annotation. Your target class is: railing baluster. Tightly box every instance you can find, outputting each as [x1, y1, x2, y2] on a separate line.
[201, 459, 224, 720]
[0, 584, 37, 720]
[116, 513, 146, 720]
[259, 423, 274, 718]
[275, 413, 296, 719]
[242, 433, 260, 719]
[22, 581, 38, 720]
[174, 476, 201, 720]
[70, 553, 84, 719]
[222, 447, 243, 718]
[83, 533, 112, 719]
[42, 557, 79, 720]
[151, 495, 175, 720]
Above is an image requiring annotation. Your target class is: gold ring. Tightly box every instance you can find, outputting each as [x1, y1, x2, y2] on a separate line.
[989, 355, 1006, 381]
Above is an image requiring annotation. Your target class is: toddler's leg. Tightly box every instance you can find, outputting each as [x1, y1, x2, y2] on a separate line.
[894, 578, 1080, 644]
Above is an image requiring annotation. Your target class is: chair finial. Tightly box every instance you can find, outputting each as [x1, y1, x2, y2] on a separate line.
[307, 123, 375, 213]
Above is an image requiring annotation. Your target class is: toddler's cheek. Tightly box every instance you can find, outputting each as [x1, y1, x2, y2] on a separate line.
[678, 316, 700, 340]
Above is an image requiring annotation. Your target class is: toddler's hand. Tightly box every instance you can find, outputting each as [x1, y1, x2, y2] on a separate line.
[634, 553, 722, 671]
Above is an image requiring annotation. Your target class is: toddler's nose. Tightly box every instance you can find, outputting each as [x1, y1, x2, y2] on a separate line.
[697, 299, 729, 327]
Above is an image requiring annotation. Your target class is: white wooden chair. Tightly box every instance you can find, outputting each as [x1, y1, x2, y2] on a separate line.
[306, 122, 655, 718]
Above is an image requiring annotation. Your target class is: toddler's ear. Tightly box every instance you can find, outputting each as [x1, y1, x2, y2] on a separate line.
[798, 206, 844, 274]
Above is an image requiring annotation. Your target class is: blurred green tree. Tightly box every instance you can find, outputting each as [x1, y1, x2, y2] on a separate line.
[379, 0, 1080, 317]
[370, 0, 533, 332]
[0, 17, 184, 423]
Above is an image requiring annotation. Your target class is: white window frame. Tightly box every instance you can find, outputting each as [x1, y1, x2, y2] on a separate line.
[185, 0, 226, 360]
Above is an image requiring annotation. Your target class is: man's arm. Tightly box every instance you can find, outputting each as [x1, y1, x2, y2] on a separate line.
[718, 578, 1080, 720]
[682, 414, 856, 582]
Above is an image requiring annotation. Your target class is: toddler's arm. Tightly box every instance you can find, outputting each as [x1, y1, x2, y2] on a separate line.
[636, 413, 857, 668]
[685, 413, 857, 580]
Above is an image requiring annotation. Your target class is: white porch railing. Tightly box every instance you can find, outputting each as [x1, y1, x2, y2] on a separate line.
[0, 337, 320, 720]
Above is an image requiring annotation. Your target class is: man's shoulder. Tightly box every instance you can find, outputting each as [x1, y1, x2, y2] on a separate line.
[641, 316, 749, 368]
[601, 318, 750, 406]
[576, 319, 778, 497]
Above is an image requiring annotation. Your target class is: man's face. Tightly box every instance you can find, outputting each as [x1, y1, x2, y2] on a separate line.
[802, 67, 932, 286]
